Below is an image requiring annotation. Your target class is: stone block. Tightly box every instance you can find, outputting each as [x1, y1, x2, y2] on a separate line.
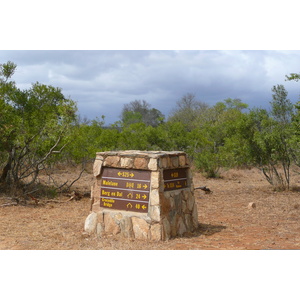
[192, 204, 199, 229]
[182, 199, 188, 213]
[171, 156, 179, 168]
[170, 214, 178, 238]
[160, 194, 171, 217]
[132, 217, 150, 240]
[148, 205, 160, 222]
[159, 157, 168, 168]
[104, 156, 120, 167]
[184, 214, 193, 232]
[150, 223, 162, 241]
[150, 171, 160, 189]
[162, 218, 171, 241]
[177, 216, 187, 236]
[178, 155, 186, 167]
[121, 157, 134, 168]
[104, 213, 121, 235]
[93, 159, 103, 177]
[84, 212, 98, 234]
[148, 158, 158, 170]
[120, 216, 134, 238]
[134, 157, 148, 169]
[186, 193, 195, 212]
[149, 189, 160, 206]
[96, 223, 104, 238]
[113, 213, 123, 224]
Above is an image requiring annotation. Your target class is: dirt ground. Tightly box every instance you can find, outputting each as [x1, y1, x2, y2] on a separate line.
[1, 165, 300, 250]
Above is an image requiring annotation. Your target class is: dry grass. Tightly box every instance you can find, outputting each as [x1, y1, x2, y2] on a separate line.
[1, 166, 300, 250]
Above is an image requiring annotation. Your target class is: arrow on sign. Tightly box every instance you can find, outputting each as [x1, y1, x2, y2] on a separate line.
[143, 184, 148, 189]
[142, 205, 147, 210]
[130, 173, 134, 177]
[142, 194, 147, 199]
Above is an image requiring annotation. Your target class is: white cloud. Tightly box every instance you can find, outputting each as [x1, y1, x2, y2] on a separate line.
[1, 50, 299, 124]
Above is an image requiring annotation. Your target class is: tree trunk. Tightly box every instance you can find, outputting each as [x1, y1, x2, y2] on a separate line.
[0, 151, 13, 183]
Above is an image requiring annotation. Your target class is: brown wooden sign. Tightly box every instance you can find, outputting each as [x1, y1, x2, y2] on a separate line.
[163, 168, 188, 191]
[100, 167, 151, 213]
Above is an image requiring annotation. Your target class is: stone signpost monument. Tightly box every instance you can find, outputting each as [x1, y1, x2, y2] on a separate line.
[84, 150, 198, 241]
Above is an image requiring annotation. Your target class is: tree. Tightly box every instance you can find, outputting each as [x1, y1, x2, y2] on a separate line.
[168, 93, 209, 130]
[286, 72, 300, 170]
[244, 86, 294, 189]
[189, 98, 249, 177]
[120, 100, 164, 127]
[65, 116, 120, 163]
[0, 62, 77, 192]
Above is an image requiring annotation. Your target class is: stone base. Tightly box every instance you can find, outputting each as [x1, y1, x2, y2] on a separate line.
[85, 202, 198, 241]
[85, 150, 199, 241]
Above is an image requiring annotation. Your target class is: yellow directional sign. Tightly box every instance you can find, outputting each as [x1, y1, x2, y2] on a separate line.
[100, 167, 151, 212]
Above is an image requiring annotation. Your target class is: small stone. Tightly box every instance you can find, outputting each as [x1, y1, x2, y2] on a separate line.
[81, 231, 90, 238]
[248, 202, 256, 209]
[84, 212, 98, 234]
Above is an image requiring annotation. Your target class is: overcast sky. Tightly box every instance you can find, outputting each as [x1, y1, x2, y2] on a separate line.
[1, 50, 299, 125]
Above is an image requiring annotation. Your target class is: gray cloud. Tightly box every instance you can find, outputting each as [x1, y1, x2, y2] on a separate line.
[1, 50, 299, 124]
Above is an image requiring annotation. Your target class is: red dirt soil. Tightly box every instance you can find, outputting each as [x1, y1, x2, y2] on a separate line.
[1, 166, 300, 250]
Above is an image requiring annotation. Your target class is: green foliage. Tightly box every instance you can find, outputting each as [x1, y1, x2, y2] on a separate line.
[188, 98, 250, 177]
[0, 62, 77, 187]
[243, 86, 295, 189]
[2, 60, 300, 192]
[65, 117, 120, 163]
[168, 93, 209, 130]
[121, 99, 164, 127]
